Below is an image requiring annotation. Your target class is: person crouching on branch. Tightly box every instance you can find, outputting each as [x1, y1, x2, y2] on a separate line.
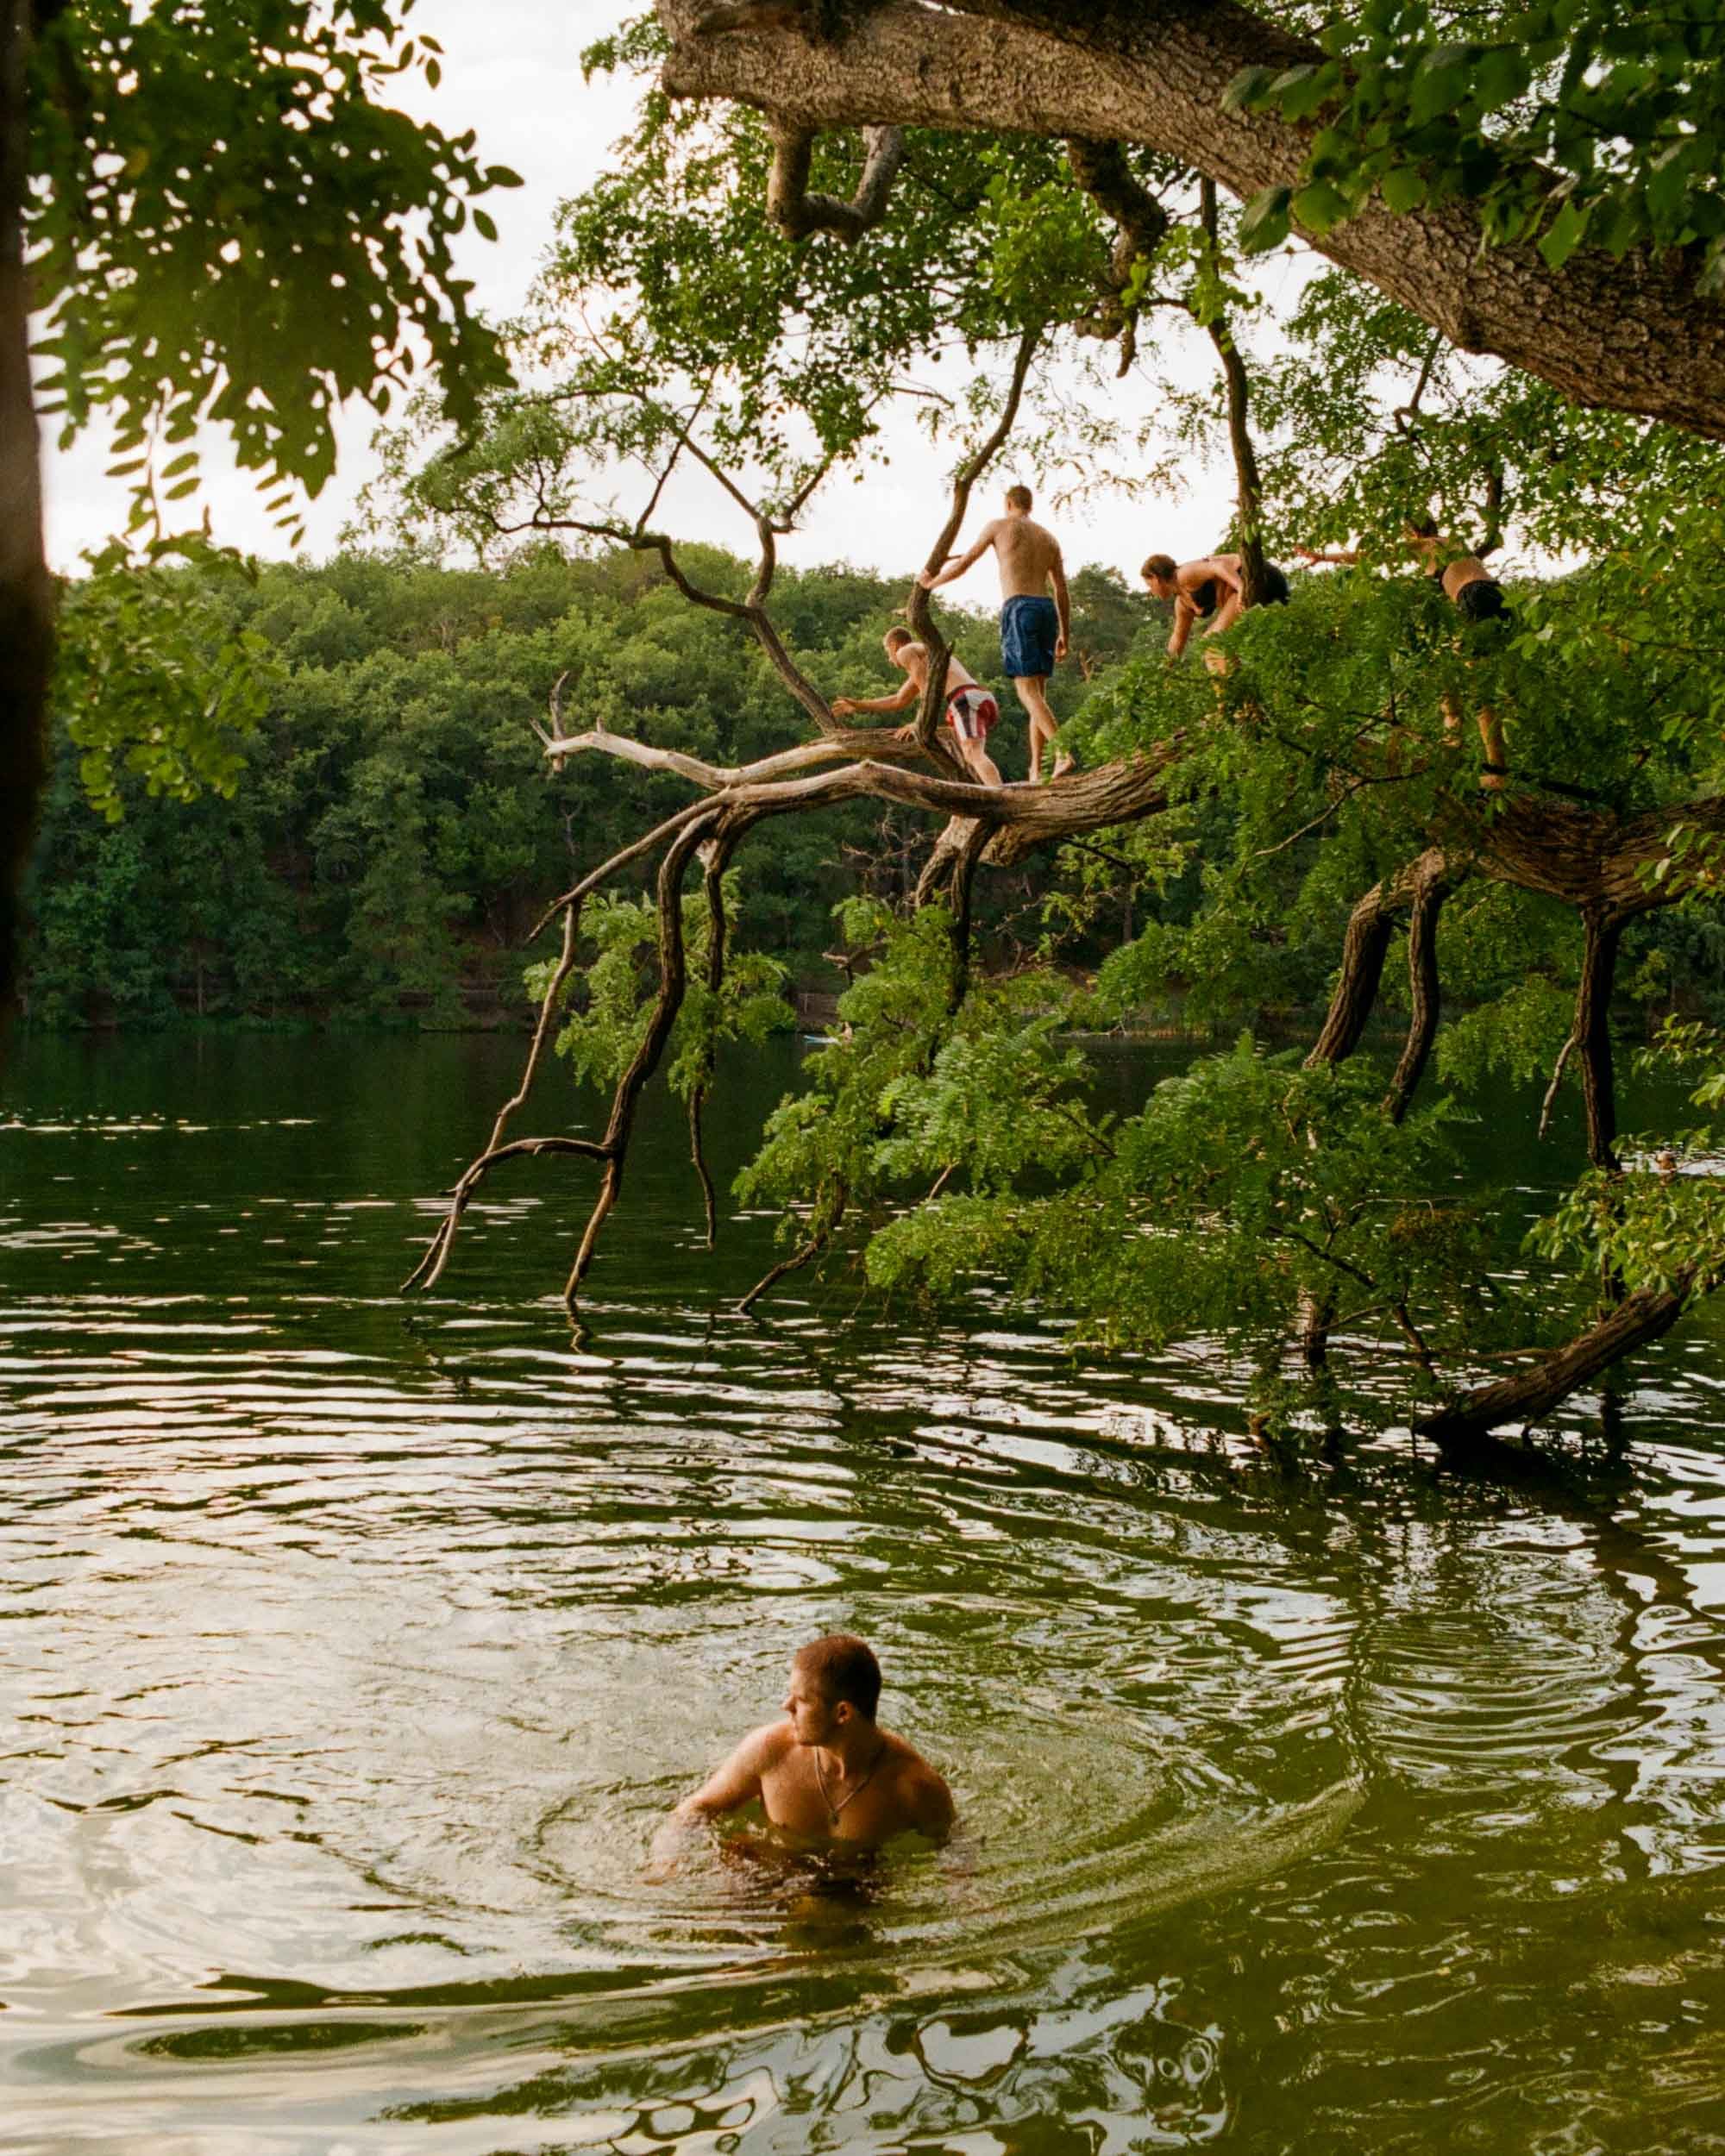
[1140, 550, 1291, 674]
[832, 627, 1005, 787]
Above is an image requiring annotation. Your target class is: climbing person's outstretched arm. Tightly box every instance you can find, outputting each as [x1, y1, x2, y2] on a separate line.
[831, 675, 919, 719]
[918, 523, 997, 592]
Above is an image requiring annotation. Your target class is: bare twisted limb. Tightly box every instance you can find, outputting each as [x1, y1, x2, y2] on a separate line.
[906, 321, 1043, 762]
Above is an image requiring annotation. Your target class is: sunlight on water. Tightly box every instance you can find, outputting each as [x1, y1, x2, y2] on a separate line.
[3, 1035, 1724, 2154]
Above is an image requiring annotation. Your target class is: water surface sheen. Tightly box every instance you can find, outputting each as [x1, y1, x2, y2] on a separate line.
[3, 1035, 1724, 2155]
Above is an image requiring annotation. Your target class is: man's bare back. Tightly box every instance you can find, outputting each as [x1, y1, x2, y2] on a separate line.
[651, 1634, 954, 1868]
[974, 512, 1064, 602]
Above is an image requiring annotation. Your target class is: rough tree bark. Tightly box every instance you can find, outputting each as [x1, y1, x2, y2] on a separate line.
[657, 0, 1725, 439]
[0, 0, 53, 1043]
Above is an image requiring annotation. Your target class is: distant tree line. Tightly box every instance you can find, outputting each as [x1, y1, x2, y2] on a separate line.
[18, 545, 1150, 1028]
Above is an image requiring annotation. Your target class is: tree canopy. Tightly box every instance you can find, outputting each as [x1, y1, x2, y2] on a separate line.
[358, 4, 1725, 1461]
[16, 1, 1725, 1461]
[3, 0, 519, 1029]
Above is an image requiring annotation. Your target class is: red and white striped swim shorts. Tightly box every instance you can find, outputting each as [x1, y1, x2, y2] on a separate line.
[945, 686, 1000, 743]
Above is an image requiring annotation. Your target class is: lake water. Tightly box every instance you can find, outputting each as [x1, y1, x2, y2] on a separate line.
[3, 1033, 1724, 2155]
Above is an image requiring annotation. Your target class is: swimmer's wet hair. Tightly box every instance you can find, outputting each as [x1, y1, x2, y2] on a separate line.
[883, 625, 913, 650]
[1005, 483, 1032, 511]
[1141, 553, 1177, 583]
[796, 1633, 882, 1720]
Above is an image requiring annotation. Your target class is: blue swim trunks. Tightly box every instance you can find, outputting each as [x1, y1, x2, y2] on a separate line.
[1000, 593, 1059, 680]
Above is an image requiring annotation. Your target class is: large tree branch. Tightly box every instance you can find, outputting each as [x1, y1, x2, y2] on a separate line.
[1414, 1274, 1698, 1454]
[1063, 135, 1168, 369]
[767, 119, 906, 241]
[658, 0, 1725, 439]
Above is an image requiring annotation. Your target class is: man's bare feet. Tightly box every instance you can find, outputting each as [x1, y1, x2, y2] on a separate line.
[1051, 753, 1075, 780]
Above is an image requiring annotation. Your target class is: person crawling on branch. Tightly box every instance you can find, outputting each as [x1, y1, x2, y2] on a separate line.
[1140, 550, 1290, 673]
[1295, 515, 1511, 786]
[832, 627, 1005, 787]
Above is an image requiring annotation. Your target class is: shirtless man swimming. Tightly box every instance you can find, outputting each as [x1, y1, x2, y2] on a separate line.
[918, 485, 1071, 781]
[832, 627, 1004, 787]
[651, 1634, 954, 1865]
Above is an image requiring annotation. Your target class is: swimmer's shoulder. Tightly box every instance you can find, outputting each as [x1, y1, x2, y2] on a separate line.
[737, 1718, 799, 1773]
[884, 1729, 956, 1832]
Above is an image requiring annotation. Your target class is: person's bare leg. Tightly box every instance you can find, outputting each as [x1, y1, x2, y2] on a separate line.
[1015, 675, 1069, 780]
[1477, 704, 1507, 790]
[961, 738, 1003, 788]
[1201, 592, 1244, 682]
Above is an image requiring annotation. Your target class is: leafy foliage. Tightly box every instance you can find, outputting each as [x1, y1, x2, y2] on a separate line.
[19, 544, 1145, 1026]
[28, 0, 520, 542]
[539, 876, 790, 1099]
[1231, 2, 1725, 291]
[52, 540, 280, 822]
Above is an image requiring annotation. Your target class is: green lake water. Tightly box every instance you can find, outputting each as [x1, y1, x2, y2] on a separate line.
[3, 1032, 1723, 2154]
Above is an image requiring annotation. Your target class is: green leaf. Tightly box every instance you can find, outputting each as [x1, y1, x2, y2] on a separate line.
[1237, 185, 1293, 253]
[1380, 165, 1428, 214]
[1223, 66, 1278, 114]
[1539, 196, 1592, 268]
[1290, 179, 1354, 235]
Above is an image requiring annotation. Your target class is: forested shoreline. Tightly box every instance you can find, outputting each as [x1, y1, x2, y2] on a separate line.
[21, 543, 1725, 1050]
[19, 545, 1147, 1030]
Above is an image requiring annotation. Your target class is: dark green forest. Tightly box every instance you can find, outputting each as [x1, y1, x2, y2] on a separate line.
[22, 545, 1725, 1059]
[20, 547, 1147, 1029]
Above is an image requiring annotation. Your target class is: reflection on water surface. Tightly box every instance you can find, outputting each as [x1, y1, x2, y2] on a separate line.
[3, 1034, 1724, 2153]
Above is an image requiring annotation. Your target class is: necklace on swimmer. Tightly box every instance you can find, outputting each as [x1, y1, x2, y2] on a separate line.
[814, 1736, 888, 1824]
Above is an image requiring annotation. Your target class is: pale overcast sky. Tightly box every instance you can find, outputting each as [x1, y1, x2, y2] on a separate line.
[41, 0, 1264, 583]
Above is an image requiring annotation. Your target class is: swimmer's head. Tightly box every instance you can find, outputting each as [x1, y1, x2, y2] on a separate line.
[1004, 483, 1032, 514]
[883, 626, 915, 667]
[786, 1633, 881, 1743]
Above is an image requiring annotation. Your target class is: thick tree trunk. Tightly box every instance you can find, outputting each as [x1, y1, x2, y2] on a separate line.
[1574, 908, 1622, 1172]
[1305, 849, 1448, 1070]
[658, 0, 1725, 439]
[1, 0, 52, 1041]
[1383, 863, 1449, 1124]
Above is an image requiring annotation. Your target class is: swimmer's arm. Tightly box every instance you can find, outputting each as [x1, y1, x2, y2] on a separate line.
[1165, 597, 1196, 659]
[910, 1765, 957, 1843]
[649, 1722, 782, 1871]
[1050, 550, 1070, 658]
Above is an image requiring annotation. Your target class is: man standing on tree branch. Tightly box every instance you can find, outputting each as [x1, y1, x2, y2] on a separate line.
[919, 485, 1072, 782]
